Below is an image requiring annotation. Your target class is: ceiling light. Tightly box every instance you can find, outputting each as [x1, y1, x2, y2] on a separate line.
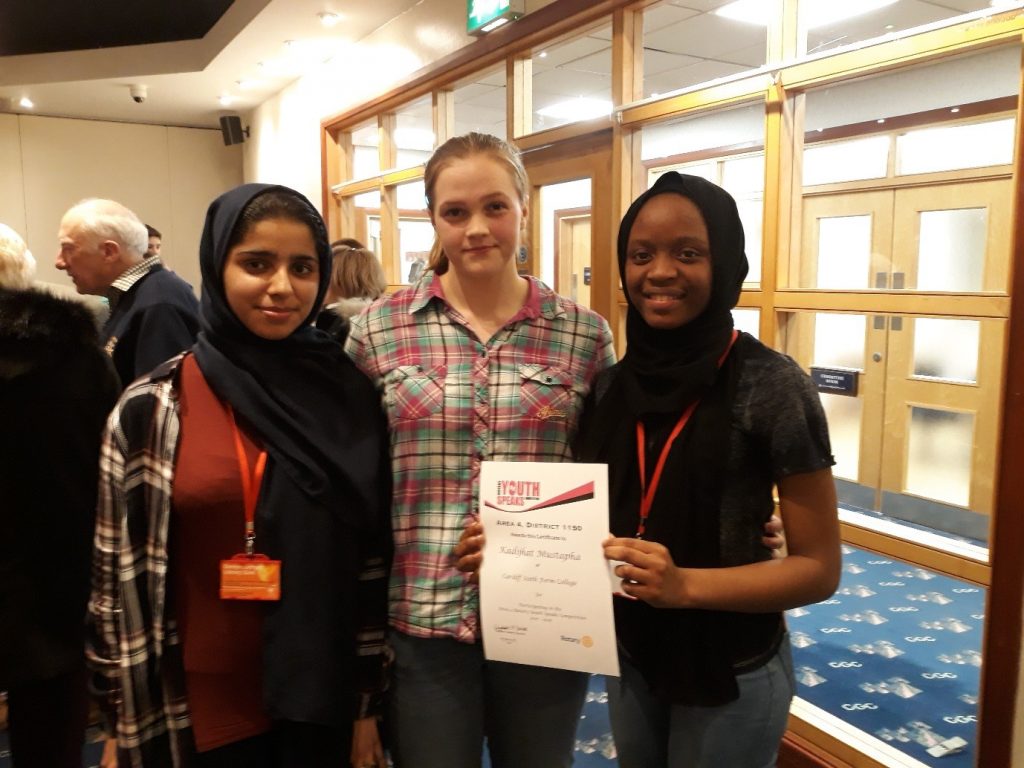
[219, 94, 234, 107]
[538, 51, 548, 58]
[715, 0, 899, 29]
[537, 97, 612, 121]
[19, 96, 33, 109]
[877, 118, 885, 124]
[951, 107, 960, 113]
[318, 11, 341, 27]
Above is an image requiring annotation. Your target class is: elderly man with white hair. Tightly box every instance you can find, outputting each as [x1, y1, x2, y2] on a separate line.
[56, 198, 198, 387]
[1, 222, 120, 767]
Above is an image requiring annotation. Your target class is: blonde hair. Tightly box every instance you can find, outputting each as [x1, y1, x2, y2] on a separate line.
[423, 132, 528, 275]
[328, 245, 387, 301]
[0, 223, 36, 289]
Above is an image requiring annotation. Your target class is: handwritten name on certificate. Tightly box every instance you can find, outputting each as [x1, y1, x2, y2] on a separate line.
[479, 461, 619, 677]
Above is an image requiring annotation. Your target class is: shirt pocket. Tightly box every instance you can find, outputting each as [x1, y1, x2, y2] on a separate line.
[518, 364, 575, 421]
[384, 365, 447, 421]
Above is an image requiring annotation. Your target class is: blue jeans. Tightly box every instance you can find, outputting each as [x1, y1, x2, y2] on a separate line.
[388, 631, 589, 768]
[608, 635, 795, 768]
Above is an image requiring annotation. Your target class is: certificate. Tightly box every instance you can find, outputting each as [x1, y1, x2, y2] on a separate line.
[479, 460, 619, 677]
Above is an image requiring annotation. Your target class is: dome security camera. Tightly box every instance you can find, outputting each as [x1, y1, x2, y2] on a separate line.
[129, 84, 147, 104]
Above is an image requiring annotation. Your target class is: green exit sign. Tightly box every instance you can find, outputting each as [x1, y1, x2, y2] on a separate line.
[467, 0, 524, 35]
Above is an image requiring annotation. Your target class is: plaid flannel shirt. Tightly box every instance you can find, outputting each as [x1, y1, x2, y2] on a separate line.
[346, 273, 616, 642]
[86, 355, 389, 767]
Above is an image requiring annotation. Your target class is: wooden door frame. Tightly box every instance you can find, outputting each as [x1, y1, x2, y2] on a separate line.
[521, 129, 615, 338]
[553, 206, 591, 302]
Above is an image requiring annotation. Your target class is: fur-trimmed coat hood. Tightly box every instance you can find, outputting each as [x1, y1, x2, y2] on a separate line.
[0, 288, 101, 376]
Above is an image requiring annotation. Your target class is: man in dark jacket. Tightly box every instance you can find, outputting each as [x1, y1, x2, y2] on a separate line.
[56, 198, 199, 387]
[0, 223, 120, 767]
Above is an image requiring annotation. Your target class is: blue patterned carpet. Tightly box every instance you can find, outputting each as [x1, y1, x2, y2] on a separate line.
[788, 544, 983, 766]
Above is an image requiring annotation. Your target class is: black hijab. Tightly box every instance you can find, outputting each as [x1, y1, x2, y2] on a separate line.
[578, 172, 753, 706]
[192, 183, 389, 725]
[193, 183, 380, 521]
[618, 171, 748, 415]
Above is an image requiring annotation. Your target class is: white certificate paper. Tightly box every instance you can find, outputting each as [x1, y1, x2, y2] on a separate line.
[479, 461, 619, 677]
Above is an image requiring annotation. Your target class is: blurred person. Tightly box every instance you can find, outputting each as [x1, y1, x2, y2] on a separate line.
[346, 132, 615, 768]
[0, 222, 120, 767]
[57, 199, 199, 387]
[146, 224, 162, 257]
[87, 185, 391, 768]
[316, 243, 387, 343]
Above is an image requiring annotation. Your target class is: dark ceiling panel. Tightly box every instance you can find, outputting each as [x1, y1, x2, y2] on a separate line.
[0, 0, 235, 57]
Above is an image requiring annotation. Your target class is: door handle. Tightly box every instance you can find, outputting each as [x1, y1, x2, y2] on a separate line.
[872, 352, 883, 363]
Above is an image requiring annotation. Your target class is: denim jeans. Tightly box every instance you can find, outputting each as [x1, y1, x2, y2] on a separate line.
[387, 631, 589, 768]
[608, 635, 796, 768]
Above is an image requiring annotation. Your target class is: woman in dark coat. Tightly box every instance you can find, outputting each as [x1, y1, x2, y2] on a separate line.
[0, 223, 120, 768]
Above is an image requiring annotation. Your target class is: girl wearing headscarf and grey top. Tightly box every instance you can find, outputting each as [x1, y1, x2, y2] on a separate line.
[577, 172, 840, 768]
[87, 184, 391, 768]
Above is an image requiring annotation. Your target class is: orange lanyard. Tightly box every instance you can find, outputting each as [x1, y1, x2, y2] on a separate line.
[634, 330, 738, 539]
[228, 407, 268, 555]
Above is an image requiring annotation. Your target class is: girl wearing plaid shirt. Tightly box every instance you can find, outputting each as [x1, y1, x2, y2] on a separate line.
[346, 133, 616, 767]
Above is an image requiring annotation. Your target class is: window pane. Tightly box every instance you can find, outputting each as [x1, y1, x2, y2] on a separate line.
[790, 545, 983, 768]
[906, 408, 973, 508]
[897, 118, 1015, 175]
[798, 0, 996, 58]
[642, 1, 766, 98]
[642, 103, 763, 161]
[804, 46, 1020, 134]
[398, 218, 433, 285]
[395, 95, 433, 170]
[816, 215, 872, 290]
[355, 190, 381, 255]
[820, 393, 861, 482]
[453, 66, 506, 137]
[913, 319, 980, 384]
[803, 137, 888, 186]
[731, 308, 759, 339]
[916, 208, 987, 292]
[351, 121, 379, 180]
[532, 25, 612, 134]
[813, 313, 865, 370]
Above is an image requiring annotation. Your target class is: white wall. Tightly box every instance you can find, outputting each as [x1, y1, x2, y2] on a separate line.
[0, 113, 243, 297]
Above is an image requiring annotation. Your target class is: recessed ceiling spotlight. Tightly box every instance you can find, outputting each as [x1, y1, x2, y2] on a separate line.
[19, 96, 34, 109]
[538, 51, 548, 58]
[219, 94, 234, 107]
[951, 107, 961, 113]
[876, 118, 885, 124]
[318, 11, 341, 27]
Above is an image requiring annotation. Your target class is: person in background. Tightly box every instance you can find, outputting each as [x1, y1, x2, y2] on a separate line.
[87, 184, 391, 768]
[56, 199, 198, 387]
[316, 243, 387, 343]
[346, 132, 616, 768]
[146, 224, 162, 257]
[332, 237, 366, 250]
[579, 172, 840, 768]
[0, 222, 120, 768]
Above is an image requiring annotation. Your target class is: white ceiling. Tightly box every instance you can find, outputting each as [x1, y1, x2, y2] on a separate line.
[0, 0, 1006, 135]
[0, 0, 422, 129]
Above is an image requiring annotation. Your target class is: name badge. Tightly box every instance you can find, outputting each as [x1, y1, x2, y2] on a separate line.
[220, 554, 281, 601]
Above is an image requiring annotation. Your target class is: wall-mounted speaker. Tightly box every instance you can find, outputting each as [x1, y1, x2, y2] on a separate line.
[219, 115, 249, 146]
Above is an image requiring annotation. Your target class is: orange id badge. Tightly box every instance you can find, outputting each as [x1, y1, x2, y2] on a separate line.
[220, 554, 281, 601]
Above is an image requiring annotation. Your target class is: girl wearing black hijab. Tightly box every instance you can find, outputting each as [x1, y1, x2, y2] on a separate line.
[87, 184, 391, 768]
[577, 172, 840, 767]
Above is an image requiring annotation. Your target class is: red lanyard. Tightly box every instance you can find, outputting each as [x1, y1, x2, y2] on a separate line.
[228, 407, 268, 555]
[634, 331, 738, 539]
